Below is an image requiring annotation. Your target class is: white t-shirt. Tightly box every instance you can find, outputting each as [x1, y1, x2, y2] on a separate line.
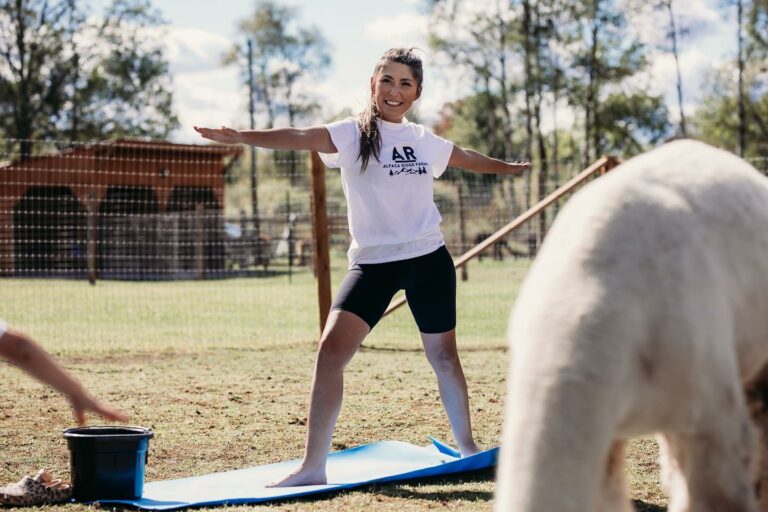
[320, 117, 454, 267]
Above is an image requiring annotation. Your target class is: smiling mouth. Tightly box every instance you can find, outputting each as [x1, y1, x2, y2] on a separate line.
[384, 100, 403, 107]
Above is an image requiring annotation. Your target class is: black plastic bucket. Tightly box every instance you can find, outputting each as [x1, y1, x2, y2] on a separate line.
[63, 426, 154, 501]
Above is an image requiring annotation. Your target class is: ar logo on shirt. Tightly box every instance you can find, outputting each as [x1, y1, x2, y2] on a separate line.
[392, 146, 417, 162]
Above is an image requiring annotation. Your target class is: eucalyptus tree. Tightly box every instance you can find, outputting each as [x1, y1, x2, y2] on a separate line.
[739, 0, 767, 155]
[0, 0, 79, 156]
[561, 0, 669, 164]
[661, 0, 687, 137]
[0, 0, 177, 157]
[692, 0, 767, 159]
[224, 1, 331, 130]
[428, 0, 519, 164]
[224, 1, 331, 184]
[73, 0, 177, 140]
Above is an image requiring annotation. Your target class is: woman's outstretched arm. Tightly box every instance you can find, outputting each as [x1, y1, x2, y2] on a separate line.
[194, 125, 337, 153]
[448, 146, 531, 175]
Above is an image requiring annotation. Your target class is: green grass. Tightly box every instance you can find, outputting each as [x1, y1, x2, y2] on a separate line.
[0, 255, 666, 511]
[0, 254, 527, 354]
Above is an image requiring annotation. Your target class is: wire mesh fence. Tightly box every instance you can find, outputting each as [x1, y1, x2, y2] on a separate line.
[6, 137, 758, 350]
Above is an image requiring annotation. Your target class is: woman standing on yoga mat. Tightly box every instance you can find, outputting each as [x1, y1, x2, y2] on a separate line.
[195, 47, 530, 487]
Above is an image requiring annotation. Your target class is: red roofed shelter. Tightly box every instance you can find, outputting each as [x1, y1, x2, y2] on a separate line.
[0, 139, 242, 279]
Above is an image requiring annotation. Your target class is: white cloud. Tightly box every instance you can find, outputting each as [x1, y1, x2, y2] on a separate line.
[171, 66, 245, 143]
[158, 1, 737, 143]
[647, 46, 731, 106]
[150, 25, 244, 142]
[623, 0, 723, 47]
[620, 0, 735, 124]
[155, 25, 234, 74]
[362, 13, 429, 47]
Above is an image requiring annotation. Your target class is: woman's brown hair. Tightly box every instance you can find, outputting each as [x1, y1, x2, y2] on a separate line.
[357, 48, 423, 173]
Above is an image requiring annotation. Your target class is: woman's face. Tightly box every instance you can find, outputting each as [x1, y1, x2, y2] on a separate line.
[370, 61, 421, 123]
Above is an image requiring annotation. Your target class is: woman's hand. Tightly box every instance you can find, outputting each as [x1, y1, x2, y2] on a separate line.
[505, 161, 532, 174]
[194, 126, 242, 145]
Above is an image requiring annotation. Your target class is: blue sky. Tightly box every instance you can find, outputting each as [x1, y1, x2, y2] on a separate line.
[90, 0, 737, 143]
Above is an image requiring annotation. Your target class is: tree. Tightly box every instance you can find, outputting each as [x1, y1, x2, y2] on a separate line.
[428, 1, 518, 163]
[596, 91, 670, 154]
[224, 1, 330, 186]
[0, 0, 177, 157]
[740, 0, 767, 156]
[694, 0, 768, 159]
[70, 0, 177, 140]
[224, 1, 330, 130]
[434, 93, 503, 172]
[561, 0, 669, 164]
[0, 0, 80, 156]
[692, 64, 768, 159]
[747, 0, 768, 48]
[662, 0, 687, 137]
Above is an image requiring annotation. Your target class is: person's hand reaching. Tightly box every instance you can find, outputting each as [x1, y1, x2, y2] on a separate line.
[69, 390, 128, 426]
[194, 126, 242, 145]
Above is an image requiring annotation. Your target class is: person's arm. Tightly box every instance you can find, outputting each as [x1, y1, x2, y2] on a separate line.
[194, 125, 337, 153]
[448, 146, 531, 175]
[0, 329, 128, 425]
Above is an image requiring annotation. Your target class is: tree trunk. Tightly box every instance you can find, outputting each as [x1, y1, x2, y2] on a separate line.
[523, 0, 535, 210]
[738, 0, 746, 156]
[70, 52, 80, 142]
[533, 2, 549, 243]
[286, 79, 297, 186]
[12, 1, 33, 159]
[496, 0, 514, 161]
[552, 64, 561, 203]
[667, 0, 687, 137]
[481, 70, 501, 159]
[259, 61, 275, 129]
[584, 0, 600, 168]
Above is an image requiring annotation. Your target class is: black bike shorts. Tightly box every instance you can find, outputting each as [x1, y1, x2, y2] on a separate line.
[330, 245, 456, 333]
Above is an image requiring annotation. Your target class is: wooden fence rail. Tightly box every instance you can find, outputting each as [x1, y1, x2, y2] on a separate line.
[308, 154, 621, 334]
[382, 155, 621, 318]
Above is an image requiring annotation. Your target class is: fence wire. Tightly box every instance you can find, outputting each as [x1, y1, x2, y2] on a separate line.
[2, 137, 760, 349]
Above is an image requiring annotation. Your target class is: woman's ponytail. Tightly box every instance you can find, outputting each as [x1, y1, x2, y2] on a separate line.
[357, 99, 381, 174]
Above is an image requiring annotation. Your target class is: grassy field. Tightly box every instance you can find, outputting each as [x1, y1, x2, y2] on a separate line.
[0, 256, 666, 510]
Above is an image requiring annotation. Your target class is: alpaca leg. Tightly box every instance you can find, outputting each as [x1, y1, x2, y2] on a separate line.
[660, 393, 759, 512]
[597, 440, 633, 512]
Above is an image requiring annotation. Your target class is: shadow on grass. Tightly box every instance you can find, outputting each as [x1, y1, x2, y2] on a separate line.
[633, 499, 666, 511]
[273, 468, 496, 508]
[360, 345, 506, 354]
[91, 471, 666, 511]
[88, 469, 496, 511]
[366, 467, 495, 501]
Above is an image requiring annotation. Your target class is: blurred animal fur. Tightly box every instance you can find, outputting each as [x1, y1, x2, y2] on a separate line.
[496, 140, 768, 512]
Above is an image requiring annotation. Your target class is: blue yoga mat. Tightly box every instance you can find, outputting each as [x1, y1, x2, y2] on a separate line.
[100, 438, 498, 509]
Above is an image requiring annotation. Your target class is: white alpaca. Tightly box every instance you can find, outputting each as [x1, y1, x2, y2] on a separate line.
[496, 140, 768, 512]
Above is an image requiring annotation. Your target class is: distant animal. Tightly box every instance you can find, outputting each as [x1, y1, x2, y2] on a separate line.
[294, 237, 313, 267]
[496, 140, 768, 512]
[474, 232, 512, 261]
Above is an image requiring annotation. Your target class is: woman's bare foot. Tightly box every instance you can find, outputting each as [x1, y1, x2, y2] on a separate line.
[266, 464, 327, 487]
[459, 443, 481, 457]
